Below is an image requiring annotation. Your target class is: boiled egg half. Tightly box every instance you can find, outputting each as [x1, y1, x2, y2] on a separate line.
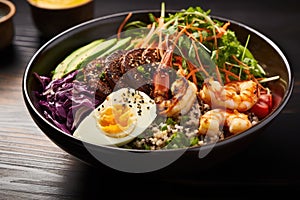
[73, 88, 157, 146]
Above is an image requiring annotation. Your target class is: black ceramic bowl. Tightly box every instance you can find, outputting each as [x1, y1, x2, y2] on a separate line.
[23, 10, 293, 174]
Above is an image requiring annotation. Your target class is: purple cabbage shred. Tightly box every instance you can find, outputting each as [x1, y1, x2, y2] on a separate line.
[33, 70, 99, 134]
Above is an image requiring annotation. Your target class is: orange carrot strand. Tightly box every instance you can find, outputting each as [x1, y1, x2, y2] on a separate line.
[117, 12, 132, 39]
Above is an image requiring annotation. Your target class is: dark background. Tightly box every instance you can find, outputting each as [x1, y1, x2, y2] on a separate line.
[0, 0, 299, 199]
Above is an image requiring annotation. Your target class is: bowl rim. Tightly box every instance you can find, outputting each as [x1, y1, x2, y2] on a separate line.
[26, 0, 93, 10]
[23, 9, 294, 154]
[0, 0, 15, 23]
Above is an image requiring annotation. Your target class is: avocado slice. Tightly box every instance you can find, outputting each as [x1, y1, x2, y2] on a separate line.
[74, 36, 133, 72]
[63, 38, 118, 78]
[52, 37, 132, 80]
[52, 39, 104, 80]
[97, 36, 132, 58]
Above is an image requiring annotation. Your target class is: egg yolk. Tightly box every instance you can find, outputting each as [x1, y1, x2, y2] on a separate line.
[98, 104, 135, 137]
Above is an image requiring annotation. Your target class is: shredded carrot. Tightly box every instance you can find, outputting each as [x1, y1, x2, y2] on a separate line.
[232, 55, 249, 70]
[176, 25, 191, 42]
[189, 26, 210, 32]
[220, 68, 240, 81]
[186, 61, 203, 86]
[249, 74, 267, 90]
[192, 73, 197, 85]
[204, 22, 229, 43]
[204, 31, 225, 41]
[186, 68, 200, 79]
[191, 41, 210, 77]
[215, 65, 222, 83]
[117, 12, 132, 39]
[173, 56, 186, 76]
[222, 65, 229, 83]
[231, 55, 254, 80]
[221, 22, 230, 31]
[173, 63, 185, 76]
[185, 63, 199, 85]
[153, 15, 159, 23]
[198, 30, 203, 43]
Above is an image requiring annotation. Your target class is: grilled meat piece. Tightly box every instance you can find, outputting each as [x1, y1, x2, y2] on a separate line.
[82, 48, 163, 103]
[81, 57, 112, 102]
[116, 48, 161, 95]
[121, 48, 161, 69]
[104, 50, 127, 88]
[82, 57, 106, 90]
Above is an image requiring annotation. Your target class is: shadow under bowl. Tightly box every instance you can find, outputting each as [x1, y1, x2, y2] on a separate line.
[22, 10, 294, 174]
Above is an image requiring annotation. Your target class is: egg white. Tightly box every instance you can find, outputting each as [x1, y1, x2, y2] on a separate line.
[73, 88, 157, 146]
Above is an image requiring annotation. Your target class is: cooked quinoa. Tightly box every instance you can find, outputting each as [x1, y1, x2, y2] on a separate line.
[121, 98, 259, 150]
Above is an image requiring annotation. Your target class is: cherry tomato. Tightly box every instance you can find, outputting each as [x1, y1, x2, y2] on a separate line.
[251, 92, 273, 119]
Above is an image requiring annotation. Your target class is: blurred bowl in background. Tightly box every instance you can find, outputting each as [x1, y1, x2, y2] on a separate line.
[0, 0, 15, 50]
[27, 0, 94, 39]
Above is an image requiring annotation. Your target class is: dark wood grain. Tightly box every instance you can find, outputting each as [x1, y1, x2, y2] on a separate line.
[1, 0, 299, 199]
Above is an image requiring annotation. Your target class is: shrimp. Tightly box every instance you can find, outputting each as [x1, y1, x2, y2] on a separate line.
[154, 76, 198, 116]
[152, 49, 198, 116]
[199, 77, 258, 112]
[198, 109, 252, 137]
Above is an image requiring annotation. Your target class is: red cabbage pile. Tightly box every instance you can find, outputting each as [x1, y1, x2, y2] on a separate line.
[33, 70, 99, 134]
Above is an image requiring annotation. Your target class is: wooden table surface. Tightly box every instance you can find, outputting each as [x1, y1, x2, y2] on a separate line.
[1, 0, 299, 199]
